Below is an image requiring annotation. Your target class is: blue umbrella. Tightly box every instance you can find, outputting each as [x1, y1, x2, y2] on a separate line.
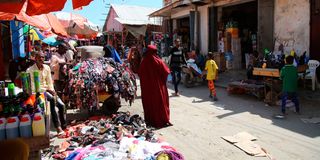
[42, 36, 62, 46]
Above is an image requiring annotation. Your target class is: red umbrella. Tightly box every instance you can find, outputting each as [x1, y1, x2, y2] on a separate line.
[0, 3, 68, 37]
[72, 0, 93, 10]
[26, 0, 67, 16]
[55, 12, 98, 39]
[0, 0, 25, 14]
[0, 0, 93, 16]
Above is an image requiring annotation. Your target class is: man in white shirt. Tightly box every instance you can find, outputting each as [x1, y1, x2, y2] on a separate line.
[27, 52, 66, 133]
[50, 44, 67, 96]
[65, 49, 74, 63]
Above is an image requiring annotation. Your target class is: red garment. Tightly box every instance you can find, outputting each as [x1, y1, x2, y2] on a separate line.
[138, 45, 171, 128]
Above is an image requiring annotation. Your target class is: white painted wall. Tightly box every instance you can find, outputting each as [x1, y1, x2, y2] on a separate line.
[274, 0, 310, 56]
[198, 5, 209, 54]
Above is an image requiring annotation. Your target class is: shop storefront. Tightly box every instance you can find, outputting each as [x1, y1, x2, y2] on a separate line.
[174, 17, 190, 50]
[207, 0, 275, 70]
[150, 0, 206, 53]
[218, 1, 258, 69]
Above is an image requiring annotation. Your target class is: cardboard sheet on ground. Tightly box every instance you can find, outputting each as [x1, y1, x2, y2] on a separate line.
[221, 132, 257, 143]
[221, 132, 267, 157]
[301, 117, 320, 124]
[234, 141, 266, 157]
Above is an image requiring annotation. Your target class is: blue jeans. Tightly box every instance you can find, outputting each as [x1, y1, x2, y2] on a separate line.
[281, 92, 299, 114]
[171, 69, 181, 94]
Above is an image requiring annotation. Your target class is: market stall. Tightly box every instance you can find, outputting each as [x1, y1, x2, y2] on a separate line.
[44, 112, 184, 160]
[67, 57, 137, 114]
[215, 1, 258, 70]
[228, 49, 309, 106]
[0, 76, 51, 159]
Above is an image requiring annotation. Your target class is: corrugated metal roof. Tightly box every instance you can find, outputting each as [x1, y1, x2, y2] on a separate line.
[111, 4, 162, 25]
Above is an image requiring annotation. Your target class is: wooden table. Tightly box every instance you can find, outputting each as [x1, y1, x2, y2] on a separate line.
[253, 68, 281, 105]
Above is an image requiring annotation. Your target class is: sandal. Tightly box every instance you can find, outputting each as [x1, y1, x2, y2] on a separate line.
[57, 131, 67, 139]
[52, 153, 66, 160]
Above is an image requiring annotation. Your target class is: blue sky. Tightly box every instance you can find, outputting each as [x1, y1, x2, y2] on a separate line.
[62, 0, 163, 26]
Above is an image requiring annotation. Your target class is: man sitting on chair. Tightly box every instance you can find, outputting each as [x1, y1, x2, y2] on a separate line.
[27, 51, 66, 134]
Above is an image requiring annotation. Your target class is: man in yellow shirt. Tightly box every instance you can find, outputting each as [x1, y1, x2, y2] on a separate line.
[203, 52, 218, 101]
[27, 52, 66, 133]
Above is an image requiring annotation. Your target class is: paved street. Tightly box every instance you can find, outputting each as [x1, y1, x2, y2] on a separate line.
[120, 80, 320, 160]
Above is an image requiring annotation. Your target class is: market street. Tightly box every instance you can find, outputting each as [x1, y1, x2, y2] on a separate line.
[1, 0, 320, 159]
[120, 80, 320, 160]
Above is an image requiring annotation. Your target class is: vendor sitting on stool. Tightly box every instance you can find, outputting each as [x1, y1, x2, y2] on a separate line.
[27, 51, 66, 134]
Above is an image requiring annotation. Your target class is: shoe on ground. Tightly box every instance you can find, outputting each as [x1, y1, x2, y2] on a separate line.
[213, 97, 218, 101]
[274, 113, 286, 119]
[165, 122, 173, 127]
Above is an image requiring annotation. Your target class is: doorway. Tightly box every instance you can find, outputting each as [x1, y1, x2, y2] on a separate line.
[221, 1, 258, 68]
[310, 0, 320, 60]
[176, 17, 190, 51]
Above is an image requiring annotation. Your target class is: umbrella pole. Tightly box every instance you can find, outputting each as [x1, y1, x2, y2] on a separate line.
[27, 24, 30, 56]
[122, 31, 124, 46]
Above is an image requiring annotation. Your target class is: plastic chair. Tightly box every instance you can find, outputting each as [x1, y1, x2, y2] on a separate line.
[305, 60, 320, 91]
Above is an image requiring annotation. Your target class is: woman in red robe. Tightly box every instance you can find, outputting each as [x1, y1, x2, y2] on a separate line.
[138, 45, 172, 128]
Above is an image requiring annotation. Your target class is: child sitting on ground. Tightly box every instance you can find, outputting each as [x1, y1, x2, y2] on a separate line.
[202, 52, 219, 101]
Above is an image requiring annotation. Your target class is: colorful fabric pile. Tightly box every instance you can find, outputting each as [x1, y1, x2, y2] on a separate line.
[68, 57, 137, 110]
[46, 112, 184, 160]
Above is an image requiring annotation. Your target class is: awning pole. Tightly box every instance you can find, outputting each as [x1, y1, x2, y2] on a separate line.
[122, 30, 124, 46]
[27, 24, 30, 54]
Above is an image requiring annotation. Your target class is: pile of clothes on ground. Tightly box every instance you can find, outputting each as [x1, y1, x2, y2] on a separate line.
[68, 57, 137, 111]
[44, 112, 184, 160]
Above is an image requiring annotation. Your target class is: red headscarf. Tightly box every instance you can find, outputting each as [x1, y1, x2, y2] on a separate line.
[146, 45, 157, 54]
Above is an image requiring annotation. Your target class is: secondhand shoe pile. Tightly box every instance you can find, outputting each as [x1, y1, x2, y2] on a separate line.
[45, 112, 184, 160]
[68, 57, 137, 111]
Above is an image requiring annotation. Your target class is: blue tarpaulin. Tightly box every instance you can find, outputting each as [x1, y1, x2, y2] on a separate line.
[112, 48, 122, 64]
[42, 36, 62, 46]
[10, 21, 25, 59]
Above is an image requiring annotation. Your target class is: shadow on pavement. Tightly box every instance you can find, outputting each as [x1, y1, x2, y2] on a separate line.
[166, 74, 320, 138]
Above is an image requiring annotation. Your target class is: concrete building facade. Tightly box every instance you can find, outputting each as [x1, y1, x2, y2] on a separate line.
[151, 0, 318, 62]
